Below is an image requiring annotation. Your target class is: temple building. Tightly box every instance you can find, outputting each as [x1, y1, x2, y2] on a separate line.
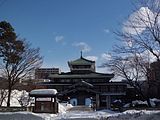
[36, 55, 127, 109]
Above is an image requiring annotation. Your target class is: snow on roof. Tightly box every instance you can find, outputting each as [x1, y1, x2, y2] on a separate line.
[30, 89, 57, 97]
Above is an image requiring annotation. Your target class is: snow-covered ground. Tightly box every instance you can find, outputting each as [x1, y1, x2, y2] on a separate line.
[1, 90, 160, 119]
[1, 90, 29, 107]
[55, 109, 117, 120]
[0, 109, 159, 120]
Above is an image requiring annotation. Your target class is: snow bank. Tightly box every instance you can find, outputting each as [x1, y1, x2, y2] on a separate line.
[58, 103, 66, 113]
[58, 103, 73, 113]
[132, 100, 148, 107]
[150, 98, 160, 107]
[151, 98, 160, 102]
[56, 109, 160, 120]
[0, 112, 57, 120]
[0, 112, 45, 120]
[106, 110, 160, 120]
[124, 98, 160, 108]
[0, 110, 159, 120]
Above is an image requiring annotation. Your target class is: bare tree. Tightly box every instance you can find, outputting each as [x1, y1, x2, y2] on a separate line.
[103, 0, 160, 107]
[0, 21, 43, 107]
[0, 89, 7, 106]
[18, 90, 29, 107]
[118, 0, 160, 60]
[0, 77, 8, 106]
[103, 53, 151, 106]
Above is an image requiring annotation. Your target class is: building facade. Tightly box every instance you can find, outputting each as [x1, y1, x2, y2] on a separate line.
[36, 55, 127, 109]
[148, 61, 160, 98]
[35, 68, 60, 79]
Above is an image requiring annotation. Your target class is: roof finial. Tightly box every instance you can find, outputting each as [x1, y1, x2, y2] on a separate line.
[80, 51, 83, 58]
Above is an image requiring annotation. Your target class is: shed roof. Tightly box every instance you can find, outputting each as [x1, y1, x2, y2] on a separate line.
[29, 89, 57, 97]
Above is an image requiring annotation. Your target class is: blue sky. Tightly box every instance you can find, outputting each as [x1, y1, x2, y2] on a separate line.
[0, 0, 134, 72]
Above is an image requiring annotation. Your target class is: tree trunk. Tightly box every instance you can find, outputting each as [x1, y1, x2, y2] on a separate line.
[146, 97, 151, 107]
[133, 85, 152, 107]
[0, 90, 6, 106]
[0, 99, 3, 106]
[7, 86, 12, 107]
[138, 90, 151, 107]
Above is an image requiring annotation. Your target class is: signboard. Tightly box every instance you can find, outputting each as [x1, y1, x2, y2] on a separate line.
[36, 98, 51, 101]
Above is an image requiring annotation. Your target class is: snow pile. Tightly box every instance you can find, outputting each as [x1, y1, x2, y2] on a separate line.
[2, 90, 28, 107]
[58, 103, 73, 113]
[151, 98, 160, 102]
[132, 100, 148, 107]
[123, 98, 160, 108]
[106, 110, 160, 120]
[123, 103, 131, 108]
[58, 103, 67, 113]
[0, 112, 45, 120]
[150, 98, 160, 107]
[0, 112, 57, 120]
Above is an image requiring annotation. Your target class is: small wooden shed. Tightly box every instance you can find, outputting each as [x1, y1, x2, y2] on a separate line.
[29, 89, 58, 113]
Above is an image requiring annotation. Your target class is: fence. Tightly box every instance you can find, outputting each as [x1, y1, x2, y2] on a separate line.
[0, 107, 27, 112]
[122, 107, 160, 111]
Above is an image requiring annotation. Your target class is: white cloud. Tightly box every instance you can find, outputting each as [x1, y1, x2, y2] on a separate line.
[96, 67, 113, 74]
[73, 42, 91, 52]
[85, 56, 98, 61]
[104, 28, 110, 33]
[101, 53, 112, 61]
[123, 7, 156, 35]
[139, 50, 159, 63]
[55, 35, 64, 42]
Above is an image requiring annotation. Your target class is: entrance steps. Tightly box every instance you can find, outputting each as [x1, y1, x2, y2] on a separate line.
[67, 105, 93, 112]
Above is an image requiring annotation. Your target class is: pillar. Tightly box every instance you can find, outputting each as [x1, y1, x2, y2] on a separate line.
[106, 95, 111, 109]
[53, 96, 58, 113]
[96, 94, 100, 109]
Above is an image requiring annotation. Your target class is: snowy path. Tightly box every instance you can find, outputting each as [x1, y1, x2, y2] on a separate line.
[54, 106, 116, 120]
[67, 106, 93, 112]
[55, 111, 99, 120]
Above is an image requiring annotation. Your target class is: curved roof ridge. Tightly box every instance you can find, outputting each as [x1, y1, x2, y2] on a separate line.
[81, 56, 95, 63]
[68, 56, 95, 65]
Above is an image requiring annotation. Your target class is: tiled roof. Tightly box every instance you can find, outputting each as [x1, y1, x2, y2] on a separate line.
[49, 72, 114, 79]
[68, 57, 95, 65]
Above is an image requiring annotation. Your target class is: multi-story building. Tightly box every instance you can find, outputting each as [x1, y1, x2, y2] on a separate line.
[36, 55, 127, 109]
[148, 61, 160, 98]
[35, 67, 60, 79]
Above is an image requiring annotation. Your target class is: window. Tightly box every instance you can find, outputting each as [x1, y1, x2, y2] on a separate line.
[101, 86, 106, 92]
[110, 86, 116, 92]
[117, 86, 123, 92]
